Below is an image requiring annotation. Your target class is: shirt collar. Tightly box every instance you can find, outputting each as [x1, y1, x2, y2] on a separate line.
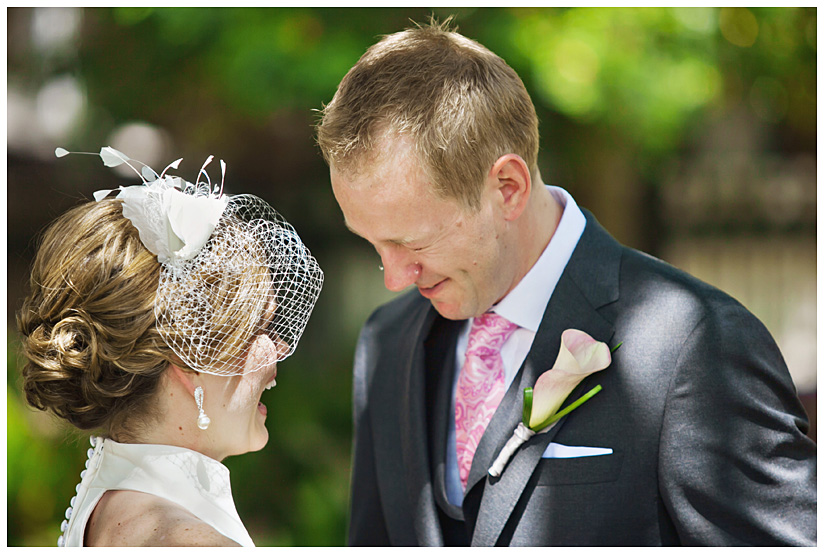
[492, 186, 586, 332]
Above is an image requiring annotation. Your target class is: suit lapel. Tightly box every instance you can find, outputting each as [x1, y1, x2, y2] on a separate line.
[395, 302, 444, 545]
[467, 212, 621, 546]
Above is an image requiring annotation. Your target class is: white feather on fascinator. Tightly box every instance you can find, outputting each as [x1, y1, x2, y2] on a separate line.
[86, 147, 228, 265]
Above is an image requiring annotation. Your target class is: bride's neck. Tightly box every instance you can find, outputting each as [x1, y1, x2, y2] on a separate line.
[110, 385, 206, 456]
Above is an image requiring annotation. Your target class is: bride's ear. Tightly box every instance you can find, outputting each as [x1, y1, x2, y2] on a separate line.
[168, 363, 198, 395]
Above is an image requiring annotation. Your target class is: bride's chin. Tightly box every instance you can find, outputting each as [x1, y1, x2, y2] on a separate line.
[249, 439, 268, 454]
[250, 428, 269, 453]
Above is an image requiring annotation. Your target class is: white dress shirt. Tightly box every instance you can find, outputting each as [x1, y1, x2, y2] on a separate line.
[445, 186, 586, 505]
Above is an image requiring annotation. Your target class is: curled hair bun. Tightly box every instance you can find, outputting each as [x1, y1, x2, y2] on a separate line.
[18, 199, 175, 437]
[52, 314, 98, 369]
[22, 315, 100, 428]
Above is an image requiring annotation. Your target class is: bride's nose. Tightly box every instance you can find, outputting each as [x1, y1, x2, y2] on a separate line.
[271, 335, 290, 359]
[245, 334, 289, 370]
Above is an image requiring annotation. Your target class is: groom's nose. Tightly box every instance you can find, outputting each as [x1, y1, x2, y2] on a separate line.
[379, 247, 421, 292]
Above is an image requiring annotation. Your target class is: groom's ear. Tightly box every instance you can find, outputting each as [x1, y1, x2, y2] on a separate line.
[488, 154, 531, 221]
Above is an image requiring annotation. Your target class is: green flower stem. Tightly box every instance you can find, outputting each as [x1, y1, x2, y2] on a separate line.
[611, 341, 623, 353]
[522, 387, 534, 426]
[530, 384, 603, 432]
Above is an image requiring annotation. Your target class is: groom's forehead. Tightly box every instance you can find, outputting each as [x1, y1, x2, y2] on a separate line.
[334, 132, 426, 181]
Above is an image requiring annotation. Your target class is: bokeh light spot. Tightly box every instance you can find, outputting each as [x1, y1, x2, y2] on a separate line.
[720, 7, 759, 47]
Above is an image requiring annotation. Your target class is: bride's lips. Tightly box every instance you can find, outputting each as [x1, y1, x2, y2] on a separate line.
[257, 402, 267, 416]
[418, 279, 447, 299]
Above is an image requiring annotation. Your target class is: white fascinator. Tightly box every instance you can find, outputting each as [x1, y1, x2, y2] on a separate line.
[57, 146, 324, 376]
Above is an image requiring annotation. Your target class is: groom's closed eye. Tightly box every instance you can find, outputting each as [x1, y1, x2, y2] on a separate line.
[343, 218, 424, 251]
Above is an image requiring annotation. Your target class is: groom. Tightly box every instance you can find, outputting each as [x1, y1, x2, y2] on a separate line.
[316, 20, 816, 546]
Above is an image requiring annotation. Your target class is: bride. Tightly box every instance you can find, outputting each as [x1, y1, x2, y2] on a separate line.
[17, 148, 323, 546]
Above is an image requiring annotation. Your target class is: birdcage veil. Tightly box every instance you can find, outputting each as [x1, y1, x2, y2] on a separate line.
[154, 193, 324, 375]
[62, 146, 323, 376]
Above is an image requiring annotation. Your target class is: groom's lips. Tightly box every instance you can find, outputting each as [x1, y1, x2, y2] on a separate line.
[418, 279, 447, 299]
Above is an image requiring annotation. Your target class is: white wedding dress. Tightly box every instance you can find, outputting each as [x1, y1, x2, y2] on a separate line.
[58, 436, 255, 547]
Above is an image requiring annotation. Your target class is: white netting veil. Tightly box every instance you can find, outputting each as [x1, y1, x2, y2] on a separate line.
[71, 146, 324, 376]
[155, 194, 324, 375]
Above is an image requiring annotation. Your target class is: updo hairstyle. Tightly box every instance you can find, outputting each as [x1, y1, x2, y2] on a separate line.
[18, 198, 275, 439]
[17, 199, 173, 440]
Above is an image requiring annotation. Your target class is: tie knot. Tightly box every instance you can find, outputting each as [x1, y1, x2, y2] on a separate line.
[466, 312, 518, 355]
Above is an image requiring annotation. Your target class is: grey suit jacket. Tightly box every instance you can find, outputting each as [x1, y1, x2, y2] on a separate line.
[347, 211, 816, 546]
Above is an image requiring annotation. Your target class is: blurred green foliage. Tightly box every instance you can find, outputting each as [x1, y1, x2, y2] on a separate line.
[68, 7, 814, 158]
[8, 335, 90, 546]
[7, 6, 815, 547]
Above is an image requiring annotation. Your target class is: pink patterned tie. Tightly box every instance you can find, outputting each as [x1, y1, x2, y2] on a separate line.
[455, 312, 518, 489]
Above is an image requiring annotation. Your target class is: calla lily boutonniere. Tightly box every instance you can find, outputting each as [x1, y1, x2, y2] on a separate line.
[488, 329, 617, 477]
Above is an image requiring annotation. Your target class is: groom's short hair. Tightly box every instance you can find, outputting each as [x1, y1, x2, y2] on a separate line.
[316, 18, 539, 210]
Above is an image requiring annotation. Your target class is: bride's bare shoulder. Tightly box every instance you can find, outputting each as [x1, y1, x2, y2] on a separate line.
[85, 489, 241, 547]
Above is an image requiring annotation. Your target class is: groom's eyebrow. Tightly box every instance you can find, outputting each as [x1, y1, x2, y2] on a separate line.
[344, 220, 415, 248]
[343, 220, 381, 244]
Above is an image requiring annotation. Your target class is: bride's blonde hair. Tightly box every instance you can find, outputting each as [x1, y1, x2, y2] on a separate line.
[18, 200, 171, 439]
[17, 199, 271, 440]
[17, 194, 285, 441]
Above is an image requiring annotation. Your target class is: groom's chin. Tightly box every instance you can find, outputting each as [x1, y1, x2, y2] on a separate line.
[429, 299, 472, 322]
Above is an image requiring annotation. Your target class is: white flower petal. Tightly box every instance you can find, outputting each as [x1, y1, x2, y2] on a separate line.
[553, 329, 611, 374]
[528, 329, 611, 429]
[166, 188, 227, 262]
[117, 183, 175, 261]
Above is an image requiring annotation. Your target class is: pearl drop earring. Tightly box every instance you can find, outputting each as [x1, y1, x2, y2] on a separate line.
[194, 386, 210, 430]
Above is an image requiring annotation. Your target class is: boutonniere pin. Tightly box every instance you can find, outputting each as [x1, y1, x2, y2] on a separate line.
[488, 329, 618, 477]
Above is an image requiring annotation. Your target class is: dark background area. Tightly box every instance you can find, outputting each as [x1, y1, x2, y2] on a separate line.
[7, 7, 816, 546]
